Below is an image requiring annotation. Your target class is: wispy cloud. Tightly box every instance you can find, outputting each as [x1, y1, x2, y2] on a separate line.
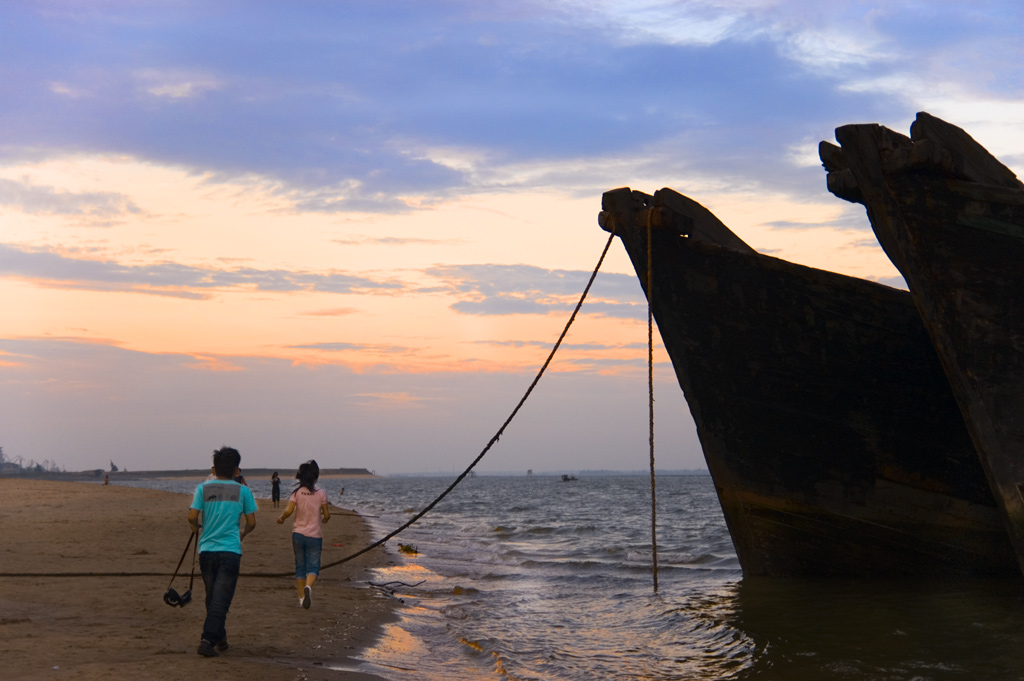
[0, 178, 141, 219]
[425, 263, 645, 318]
[133, 68, 222, 99]
[297, 308, 360, 317]
[332, 235, 461, 247]
[0, 243, 405, 299]
[288, 342, 414, 355]
[349, 391, 430, 407]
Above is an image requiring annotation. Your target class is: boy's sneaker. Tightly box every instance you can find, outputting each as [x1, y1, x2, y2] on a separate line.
[302, 585, 312, 609]
[216, 638, 229, 652]
[197, 640, 220, 657]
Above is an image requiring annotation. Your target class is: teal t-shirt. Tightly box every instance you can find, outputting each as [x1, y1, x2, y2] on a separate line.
[191, 479, 257, 554]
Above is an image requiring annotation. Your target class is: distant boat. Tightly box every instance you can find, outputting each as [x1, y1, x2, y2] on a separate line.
[822, 111, 1024, 577]
[598, 186, 1014, 577]
[561, 474, 578, 482]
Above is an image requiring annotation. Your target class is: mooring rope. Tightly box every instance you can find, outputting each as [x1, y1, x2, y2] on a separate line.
[646, 210, 659, 594]
[7, 230, 618, 580]
[308, 227, 618, 576]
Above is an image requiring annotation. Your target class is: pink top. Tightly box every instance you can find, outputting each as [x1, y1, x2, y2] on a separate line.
[289, 486, 328, 538]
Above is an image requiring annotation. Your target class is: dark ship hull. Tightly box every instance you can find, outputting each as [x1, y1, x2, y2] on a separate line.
[599, 187, 1014, 577]
[823, 112, 1024, 576]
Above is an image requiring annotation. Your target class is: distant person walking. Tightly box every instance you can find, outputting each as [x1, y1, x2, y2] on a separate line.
[187, 446, 257, 658]
[277, 460, 329, 609]
[271, 472, 281, 508]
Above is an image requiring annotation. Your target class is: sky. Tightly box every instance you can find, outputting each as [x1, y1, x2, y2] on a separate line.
[1, 1, 1022, 475]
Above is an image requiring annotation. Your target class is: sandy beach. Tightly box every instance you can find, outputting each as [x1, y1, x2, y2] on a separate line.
[0, 479, 398, 681]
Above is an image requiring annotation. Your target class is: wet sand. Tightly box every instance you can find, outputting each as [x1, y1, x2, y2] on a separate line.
[0, 478, 398, 680]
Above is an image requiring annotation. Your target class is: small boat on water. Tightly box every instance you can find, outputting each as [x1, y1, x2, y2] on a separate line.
[598, 186, 1014, 577]
[821, 112, 1024, 576]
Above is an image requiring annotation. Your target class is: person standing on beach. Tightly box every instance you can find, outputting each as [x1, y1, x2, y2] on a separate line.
[271, 471, 281, 508]
[187, 446, 257, 658]
[277, 459, 329, 609]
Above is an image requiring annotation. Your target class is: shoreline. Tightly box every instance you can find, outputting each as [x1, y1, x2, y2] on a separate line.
[0, 479, 399, 680]
[0, 469, 378, 482]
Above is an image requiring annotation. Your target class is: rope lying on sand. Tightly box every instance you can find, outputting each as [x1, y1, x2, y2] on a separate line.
[4, 230, 618, 580]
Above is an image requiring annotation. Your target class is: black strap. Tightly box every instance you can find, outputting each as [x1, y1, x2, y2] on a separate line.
[187, 532, 197, 591]
[167, 532, 195, 589]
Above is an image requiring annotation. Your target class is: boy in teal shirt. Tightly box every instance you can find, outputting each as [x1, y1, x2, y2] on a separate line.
[188, 446, 257, 657]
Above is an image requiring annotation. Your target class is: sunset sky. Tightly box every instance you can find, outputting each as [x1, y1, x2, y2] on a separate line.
[2, 1, 1022, 475]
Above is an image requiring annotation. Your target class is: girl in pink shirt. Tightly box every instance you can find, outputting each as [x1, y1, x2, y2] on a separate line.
[277, 460, 330, 608]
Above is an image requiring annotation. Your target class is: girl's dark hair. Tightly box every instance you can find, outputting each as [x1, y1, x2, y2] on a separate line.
[295, 459, 320, 492]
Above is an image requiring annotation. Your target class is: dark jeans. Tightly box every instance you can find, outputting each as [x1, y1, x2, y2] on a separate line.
[291, 532, 322, 579]
[199, 551, 241, 644]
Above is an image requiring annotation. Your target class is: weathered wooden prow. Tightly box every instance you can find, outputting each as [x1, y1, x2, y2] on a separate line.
[819, 110, 1024, 578]
[819, 111, 1023, 205]
[820, 111, 1024, 266]
[599, 187, 756, 254]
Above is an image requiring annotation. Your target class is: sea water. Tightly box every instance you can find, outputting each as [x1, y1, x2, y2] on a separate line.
[127, 474, 1024, 680]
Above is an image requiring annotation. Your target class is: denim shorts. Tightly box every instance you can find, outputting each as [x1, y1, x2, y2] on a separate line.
[292, 532, 322, 579]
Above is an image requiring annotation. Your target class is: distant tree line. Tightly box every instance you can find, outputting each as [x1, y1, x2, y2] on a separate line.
[0, 447, 72, 474]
